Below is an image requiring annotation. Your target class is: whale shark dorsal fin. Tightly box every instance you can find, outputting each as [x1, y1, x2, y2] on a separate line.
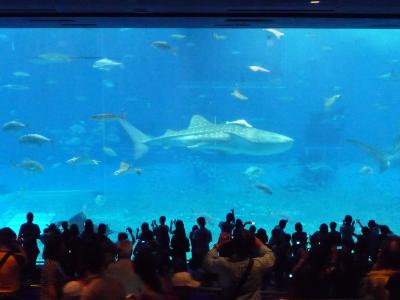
[164, 129, 177, 136]
[188, 115, 212, 128]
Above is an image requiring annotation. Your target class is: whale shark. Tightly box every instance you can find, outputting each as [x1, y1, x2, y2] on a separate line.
[119, 115, 294, 159]
[347, 136, 400, 172]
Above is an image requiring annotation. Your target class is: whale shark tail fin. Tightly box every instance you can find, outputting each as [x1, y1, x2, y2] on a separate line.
[118, 119, 151, 159]
[347, 139, 390, 172]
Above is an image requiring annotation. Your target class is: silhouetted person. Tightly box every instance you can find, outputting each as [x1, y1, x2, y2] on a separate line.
[256, 228, 268, 245]
[40, 234, 66, 300]
[80, 219, 96, 243]
[18, 212, 40, 277]
[292, 222, 307, 257]
[80, 240, 125, 300]
[63, 224, 82, 277]
[218, 209, 235, 235]
[312, 223, 330, 251]
[61, 222, 70, 244]
[134, 245, 176, 299]
[340, 215, 355, 248]
[171, 220, 190, 271]
[249, 225, 257, 235]
[97, 223, 116, 266]
[328, 221, 341, 247]
[191, 217, 212, 269]
[204, 230, 275, 299]
[153, 216, 170, 251]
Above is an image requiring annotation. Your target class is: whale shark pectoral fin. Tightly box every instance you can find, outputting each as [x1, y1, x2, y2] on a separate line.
[347, 139, 390, 172]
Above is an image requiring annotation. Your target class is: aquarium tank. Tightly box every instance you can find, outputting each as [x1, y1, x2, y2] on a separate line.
[0, 28, 399, 246]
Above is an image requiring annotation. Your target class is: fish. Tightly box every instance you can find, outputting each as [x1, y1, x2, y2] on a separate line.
[31, 53, 99, 64]
[254, 183, 273, 194]
[102, 79, 115, 88]
[102, 146, 117, 157]
[248, 65, 271, 73]
[113, 161, 142, 176]
[13, 71, 30, 77]
[92, 58, 123, 71]
[152, 41, 172, 49]
[170, 34, 187, 40]
[19, 134, 51, 145]
[118, 114, 294, 159]
[231, 89, 249, 101]
[0, 84, 29, 90]
[16, 158, 44, 172]
[243, 166, 264, 178]
[347, 136, 400, 172]
[324, 94, 341, 109]
[213, 33, 227, 40]
[31, 53, 74, 63]
[359, 165, 374, 175]
[263, 28, 285, 39]
[91, 113, 121, 121]
[66, 156, 100, 166]
[2, 120, 27, 131]
[379, 71, 400, 80]
[225, 119, 253, 128]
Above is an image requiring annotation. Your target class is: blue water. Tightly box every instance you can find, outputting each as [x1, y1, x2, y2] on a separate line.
[0, 28, 400, 241]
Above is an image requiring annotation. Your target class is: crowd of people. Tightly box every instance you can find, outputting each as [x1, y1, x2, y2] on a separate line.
[1, 210, 400, 300]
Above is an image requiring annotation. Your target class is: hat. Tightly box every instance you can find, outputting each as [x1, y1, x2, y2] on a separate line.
[63, 281, 83, 297]
[171, 272, 201, 288]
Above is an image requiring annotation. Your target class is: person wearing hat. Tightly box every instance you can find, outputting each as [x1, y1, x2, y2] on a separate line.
[171, 272, 201, 299]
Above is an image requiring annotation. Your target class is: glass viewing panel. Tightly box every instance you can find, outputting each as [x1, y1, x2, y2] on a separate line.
[0, 28, 399, 241]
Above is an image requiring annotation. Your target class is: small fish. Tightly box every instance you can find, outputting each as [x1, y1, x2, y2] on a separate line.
[213, 33, 227, 40]
[94, 194, 106, 206]
[19, 134, 51, 145]
[324, 94, 341, 109]
[359, 165, 374, 175]
[16, 158, 44, 172]
[379, 71, 400, 80]
[102, 146, 117, 157]
[13, 71, 30, 78]
[231, 89, 248, 101]
[113, 161, 141, 176]
[92, 58, 123, 71]
[225, 119, 253, 128]
[32, 53, 74, 63]
[248, 65, 271, 73]
[90, 113, 121, 121]
[254, 183, 273, 195]
[152, 41, 172, 50]
[66, 156, 100, 166]
[102, 79, 115, 88]
[263, 28, 285, 39]
[170, 34, 186, 40]
[2, 120, 27, 131]
[0, 84, 29, 90]
[243, 166, 263, 178]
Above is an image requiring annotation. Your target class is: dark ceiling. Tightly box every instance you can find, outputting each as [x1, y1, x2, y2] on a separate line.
[0, 0, 400, 28]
